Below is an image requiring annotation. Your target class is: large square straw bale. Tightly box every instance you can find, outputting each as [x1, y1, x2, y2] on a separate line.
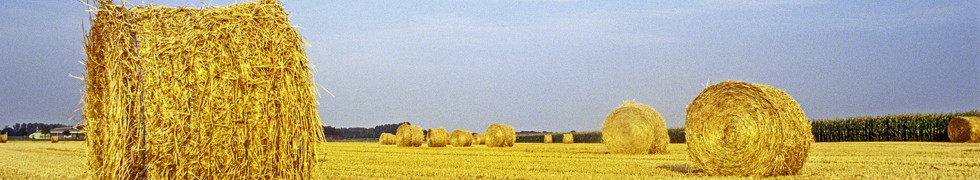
[83, 0, 323, 179]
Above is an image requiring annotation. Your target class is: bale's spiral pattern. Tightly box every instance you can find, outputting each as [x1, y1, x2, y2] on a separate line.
[543, 135, 553, 143]
[427, 127, 449, 147]
[948, 116, 980, 143]
[82, 0, 323, 179]
[686, 80, 812, 177]
[379, 133, 397, 145]
[396, 123, 424, 147]
[562, 134, 574, 144]
[602, 101, 670, 154]
[450, 130, 474, 147]
[472, 133, 485, 145]
[485, 124, 516, 147]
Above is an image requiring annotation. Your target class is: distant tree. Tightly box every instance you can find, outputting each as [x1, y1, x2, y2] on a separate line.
[18, 127, 27, 136]
[41, 128, 51, 134]
[323, 126, 338, 136]
[27, 123, 39, 134]
[374, 123, 402, 135]
[63, 130, 71, 136]
[1, 126, 12, 135]
[13, 123, 22, 135]
[323, 122, 414, 138]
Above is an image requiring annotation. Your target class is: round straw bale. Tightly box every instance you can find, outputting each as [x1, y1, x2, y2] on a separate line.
[485, 124, 516, 147]
[472, 133, 486, 145]
[450, 129, 474, 147]
[686, 80, 812, 177]
[948, 116, 980, 143]
[51, 136, 59, 143]
[396, 123, 424, 147]
[427, 127, 449, 147]
[1, 134, 6, 143]
[562, 134, 574, 144]
[543, 135, 553, 143]
[379, 133, 396, 145]
[602, 101, 670, 154]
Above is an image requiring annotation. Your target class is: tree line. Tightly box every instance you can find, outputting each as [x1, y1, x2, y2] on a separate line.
[323, 122, 407, 139]
[1, 123, 70, 136]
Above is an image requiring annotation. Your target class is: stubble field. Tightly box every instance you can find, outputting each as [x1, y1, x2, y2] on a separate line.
[1, 141, 978, 179]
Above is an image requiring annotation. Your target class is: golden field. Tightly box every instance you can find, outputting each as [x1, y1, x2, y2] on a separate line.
[1, 141, 978, 179]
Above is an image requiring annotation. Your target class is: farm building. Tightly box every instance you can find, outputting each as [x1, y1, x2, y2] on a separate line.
[27, 127, 85, 140]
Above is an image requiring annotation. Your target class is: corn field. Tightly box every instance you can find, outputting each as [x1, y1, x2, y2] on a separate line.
[667, 128, 685, 143]
[810, 111, 980, 142]
[515, 111, 978, 144]
[516, 131, 602, 143]
[514, 130, 688, 144]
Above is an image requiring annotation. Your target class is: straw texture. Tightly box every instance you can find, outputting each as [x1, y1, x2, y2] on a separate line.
[379, 133, 397, 145]
[472, 133, 485, 145]
[543, 135, 552, 143]
[562, 134, 574, 144]
[602, 101, 669, 154]
[485, 124, 515, 147]
[82, 0, 323, 179]
[427, 127, 449, 147]
[686, 80, 812, 177]
[450, 130, 474, 147]
[948, 116, 980, 143]
[396, 123, 424, 147]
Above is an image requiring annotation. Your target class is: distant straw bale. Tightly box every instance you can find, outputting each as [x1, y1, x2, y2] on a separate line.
[485, 124, 516, 147]
[948, 116, 980, 143]
[82, 1, 323, 178]
[602, 101, 670, 154]
[51, 136, 58, 143]
[427, 127, 449, 147]
[472, 133, 485, 145]
[379, 133, 397, 145]
[686, 80, 813, 177]
[562, 134, 574, 144]
[396, 123, 424, 147]
[1, 134, 6, 143]
[543, 135, 553, 143]
[450, 130, 474, 147]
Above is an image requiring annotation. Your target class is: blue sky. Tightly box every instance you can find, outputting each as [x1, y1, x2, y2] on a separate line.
[0, 0, 977, 133]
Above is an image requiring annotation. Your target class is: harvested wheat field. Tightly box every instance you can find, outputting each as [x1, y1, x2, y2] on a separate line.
[0, 141, 87, 179]
[1, 141, 979, 179]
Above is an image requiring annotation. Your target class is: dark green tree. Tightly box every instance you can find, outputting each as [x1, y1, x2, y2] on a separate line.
[1, 126, 13, 135]
[323, 126, 337, 136]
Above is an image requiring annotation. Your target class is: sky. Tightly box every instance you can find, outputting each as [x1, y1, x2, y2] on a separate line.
[0, 0, 977, 133]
